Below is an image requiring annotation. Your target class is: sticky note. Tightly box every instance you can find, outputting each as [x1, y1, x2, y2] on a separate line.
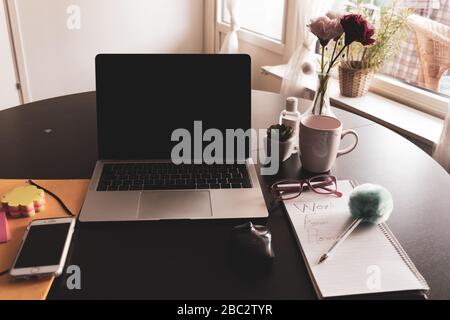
[1, 186, 45, 218]
[0, 210, 10, 243]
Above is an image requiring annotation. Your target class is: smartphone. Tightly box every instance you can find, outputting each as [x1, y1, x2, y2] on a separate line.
[10, 217, 75, 279]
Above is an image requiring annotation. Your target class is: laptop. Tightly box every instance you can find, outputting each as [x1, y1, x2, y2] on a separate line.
[79, 54, 269, 222]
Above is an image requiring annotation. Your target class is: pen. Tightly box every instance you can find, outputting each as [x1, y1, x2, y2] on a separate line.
[318, 218, 363, 264]
[319, 184, 394, 264]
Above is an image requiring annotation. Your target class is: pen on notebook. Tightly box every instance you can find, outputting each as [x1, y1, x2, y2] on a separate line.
[318, 184, 394, 264]
[319, 218, 363, 263]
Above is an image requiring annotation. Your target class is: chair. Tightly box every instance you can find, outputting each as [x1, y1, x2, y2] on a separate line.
[407, 14, 450, 91]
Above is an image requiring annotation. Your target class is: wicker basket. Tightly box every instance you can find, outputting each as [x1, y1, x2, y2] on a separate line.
[339, 63, 375, 97]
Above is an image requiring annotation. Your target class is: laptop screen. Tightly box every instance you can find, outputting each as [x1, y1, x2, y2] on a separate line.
[95, 54, 251, 161]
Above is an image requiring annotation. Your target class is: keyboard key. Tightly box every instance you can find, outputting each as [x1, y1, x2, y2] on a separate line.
[242, 181, 252, 188]
[210, 184, 221, 189]
[97, 185, 108, 191]
[197, 184, 210, 189]
[177, 184, 197, 190]
[101, 176, 115, 184]
[231, 183, 242, 189]
[107, 186, 118, 191]
[119, 186, 130, 191]
[220, 183, 231, 189]
[164, 185, 181, 190]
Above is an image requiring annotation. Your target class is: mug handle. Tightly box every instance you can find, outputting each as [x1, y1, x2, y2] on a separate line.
[337, 129, 359, 157]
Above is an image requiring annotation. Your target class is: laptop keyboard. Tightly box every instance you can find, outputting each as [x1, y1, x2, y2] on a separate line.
[96, 163, 252, 191]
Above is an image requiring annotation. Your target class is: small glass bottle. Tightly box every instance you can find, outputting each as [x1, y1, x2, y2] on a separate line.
[279, 97, 301, 154]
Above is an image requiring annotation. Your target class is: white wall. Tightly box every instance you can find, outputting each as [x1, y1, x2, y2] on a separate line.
[0, 1, 20, 110]
[10, 0, 204, 102]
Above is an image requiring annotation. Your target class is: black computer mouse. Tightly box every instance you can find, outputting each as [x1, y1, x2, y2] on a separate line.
[230, 222, 275, 260]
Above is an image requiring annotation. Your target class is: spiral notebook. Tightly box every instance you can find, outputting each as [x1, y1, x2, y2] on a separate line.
[283, 180, 429, 299]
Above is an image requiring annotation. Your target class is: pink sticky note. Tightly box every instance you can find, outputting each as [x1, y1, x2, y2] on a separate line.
[0, 209, 10, 243]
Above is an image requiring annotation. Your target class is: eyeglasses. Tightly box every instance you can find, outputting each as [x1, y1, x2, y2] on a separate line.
[270, 175, 342, 202]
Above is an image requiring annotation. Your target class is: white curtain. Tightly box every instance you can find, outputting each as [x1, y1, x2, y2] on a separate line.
[280, 0, 336, 96]
[220, 0, 240, 53]
[434, 108, 450, 172]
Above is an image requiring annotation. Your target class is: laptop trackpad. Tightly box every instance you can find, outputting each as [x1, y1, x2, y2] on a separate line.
[138, 191, 212, 220]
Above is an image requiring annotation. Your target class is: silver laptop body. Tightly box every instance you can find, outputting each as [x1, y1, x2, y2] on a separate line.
[79, 54, 268, 222]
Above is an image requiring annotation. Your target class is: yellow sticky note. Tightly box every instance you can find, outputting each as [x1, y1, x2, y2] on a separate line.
[1, 186, 45, 217]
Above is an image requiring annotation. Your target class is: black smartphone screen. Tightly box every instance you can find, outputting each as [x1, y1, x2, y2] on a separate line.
[14, 223, 71, 268]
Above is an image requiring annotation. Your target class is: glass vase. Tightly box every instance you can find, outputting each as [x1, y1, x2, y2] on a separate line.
[305, 72, 335, 118]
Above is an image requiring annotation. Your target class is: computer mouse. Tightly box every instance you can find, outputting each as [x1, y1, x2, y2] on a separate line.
[231, 222, 275, 260]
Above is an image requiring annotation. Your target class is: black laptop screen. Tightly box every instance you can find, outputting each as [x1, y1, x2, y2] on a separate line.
[95, 54, 251, 161]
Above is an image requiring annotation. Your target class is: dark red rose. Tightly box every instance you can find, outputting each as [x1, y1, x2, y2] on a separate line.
[340, 14, 375, 46]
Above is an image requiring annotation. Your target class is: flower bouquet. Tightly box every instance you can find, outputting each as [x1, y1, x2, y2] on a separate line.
[308, 13, 376, 115]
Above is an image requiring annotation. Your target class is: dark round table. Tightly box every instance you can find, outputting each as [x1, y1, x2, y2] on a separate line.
[1, 90, 450, 299]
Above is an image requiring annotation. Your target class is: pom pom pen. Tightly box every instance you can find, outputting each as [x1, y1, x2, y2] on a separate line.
[318, 184, 394, 264]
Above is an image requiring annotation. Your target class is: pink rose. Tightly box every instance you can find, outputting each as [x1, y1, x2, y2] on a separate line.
[309, 16, 344, 46]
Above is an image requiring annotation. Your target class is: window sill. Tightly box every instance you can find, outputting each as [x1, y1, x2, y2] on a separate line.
[261, 64, 444, 147]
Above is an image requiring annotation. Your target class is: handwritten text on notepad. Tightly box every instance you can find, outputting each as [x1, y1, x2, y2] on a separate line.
[293, 201, 337, 214]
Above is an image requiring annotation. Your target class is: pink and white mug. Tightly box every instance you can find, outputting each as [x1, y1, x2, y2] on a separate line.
[299, 115, 359, 173]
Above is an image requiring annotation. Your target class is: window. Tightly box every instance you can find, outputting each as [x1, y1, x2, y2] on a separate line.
[381, 0, 449, 98]
[221, 0, 286, 42]
[214, 0, 290, 55]
[347, 0, 450, 101]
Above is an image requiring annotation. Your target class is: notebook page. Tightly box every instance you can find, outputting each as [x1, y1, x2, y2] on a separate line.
[284, 180, 427, 298]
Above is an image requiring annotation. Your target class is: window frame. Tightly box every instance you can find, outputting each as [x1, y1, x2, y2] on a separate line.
[370, 75, 450, 119]
[213, 0, 290, 55]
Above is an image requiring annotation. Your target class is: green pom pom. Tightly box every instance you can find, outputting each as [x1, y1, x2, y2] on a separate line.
[349, 184, 393, 224]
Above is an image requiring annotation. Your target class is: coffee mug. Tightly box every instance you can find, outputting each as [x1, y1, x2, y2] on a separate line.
[300, 115, 359, 173]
